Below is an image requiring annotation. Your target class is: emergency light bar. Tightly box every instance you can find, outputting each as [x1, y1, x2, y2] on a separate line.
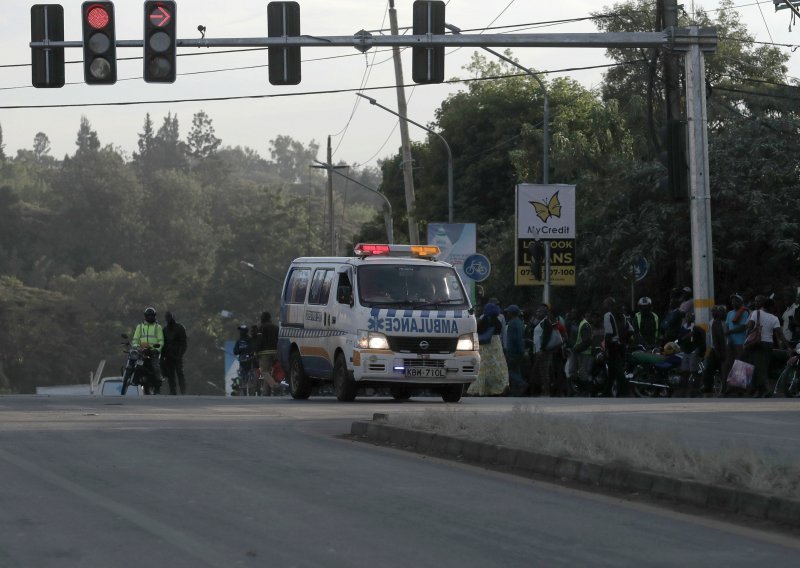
[354, 243, 441, 258]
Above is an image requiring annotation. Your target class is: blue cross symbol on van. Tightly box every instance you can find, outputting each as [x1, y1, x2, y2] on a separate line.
[368, 316, 384, 331]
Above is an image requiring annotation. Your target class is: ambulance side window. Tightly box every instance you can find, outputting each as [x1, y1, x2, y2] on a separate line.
[337, 272, 353, 305]
[286, 268, 311, 304]
[308, 269, 334, 305]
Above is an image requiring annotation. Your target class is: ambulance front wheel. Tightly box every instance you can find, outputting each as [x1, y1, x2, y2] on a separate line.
[289, 350, 312, 400]
[333, 354, 357, 402]
[441, 383, 464, 403]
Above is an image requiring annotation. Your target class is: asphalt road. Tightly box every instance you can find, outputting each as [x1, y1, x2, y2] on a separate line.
[0, 395, 798, 567]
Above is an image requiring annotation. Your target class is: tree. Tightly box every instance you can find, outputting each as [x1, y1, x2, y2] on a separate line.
[32, 132, 51, 162]
[149, 112, 187, 171]
[134, 113, 156, 164]
[269, 135, 320, 184]
[0, 123, 6, 163]
[186, 110, 221, 159]
[75, 116, 100, 157]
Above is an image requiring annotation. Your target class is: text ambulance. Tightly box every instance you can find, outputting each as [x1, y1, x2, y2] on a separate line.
[278, 244, 480, 402]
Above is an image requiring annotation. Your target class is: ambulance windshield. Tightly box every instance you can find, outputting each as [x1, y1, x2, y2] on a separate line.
[357, 265, 469, 308]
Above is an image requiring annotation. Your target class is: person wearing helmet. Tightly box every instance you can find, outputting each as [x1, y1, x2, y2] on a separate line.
[131, 306, 164, 392]
[232, 324, 255, 395]
[633, 296, 660, 349]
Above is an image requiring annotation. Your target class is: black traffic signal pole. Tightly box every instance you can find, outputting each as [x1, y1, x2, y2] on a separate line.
[31, 29, 717, 50]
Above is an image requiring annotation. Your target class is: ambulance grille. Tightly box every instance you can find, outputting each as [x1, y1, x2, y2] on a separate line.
[387, 336, 457, 354]
[403, 359, 446, 369]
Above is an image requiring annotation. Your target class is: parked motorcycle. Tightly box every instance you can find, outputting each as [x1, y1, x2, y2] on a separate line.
[120, 334, 162, 395]
[773, 343, 800, 397]
[628, 347, 683, 398]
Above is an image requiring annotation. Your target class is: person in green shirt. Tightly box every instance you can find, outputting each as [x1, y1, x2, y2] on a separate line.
[131, 306, 164, 392]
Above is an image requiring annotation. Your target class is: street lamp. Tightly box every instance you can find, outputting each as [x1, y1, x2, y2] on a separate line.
[445, 23, 549, 184]
[312, 160, 394, 243]
[355, 92, 454, 224]
[446, 23, 551, 305]
[239, 260, 284, 285]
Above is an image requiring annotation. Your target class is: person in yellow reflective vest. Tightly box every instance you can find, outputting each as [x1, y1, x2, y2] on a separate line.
[131, 306, 164, 391]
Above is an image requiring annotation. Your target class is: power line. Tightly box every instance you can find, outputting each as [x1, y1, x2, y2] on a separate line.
[0, 61, 646, 111]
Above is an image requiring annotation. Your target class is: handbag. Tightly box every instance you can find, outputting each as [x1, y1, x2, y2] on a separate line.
[727, 359, 754, 389]
[743, 311, 761, 350]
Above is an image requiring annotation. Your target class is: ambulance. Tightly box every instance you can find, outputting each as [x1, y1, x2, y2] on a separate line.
[278, 243, 480, 402]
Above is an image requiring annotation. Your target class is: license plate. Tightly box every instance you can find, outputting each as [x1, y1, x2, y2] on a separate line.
[404, 368, 446, 378]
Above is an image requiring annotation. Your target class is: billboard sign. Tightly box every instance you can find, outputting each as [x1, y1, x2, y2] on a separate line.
[515, 184, 576, 286]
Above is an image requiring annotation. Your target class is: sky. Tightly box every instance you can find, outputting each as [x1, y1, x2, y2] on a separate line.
[2, 0, 799, 169]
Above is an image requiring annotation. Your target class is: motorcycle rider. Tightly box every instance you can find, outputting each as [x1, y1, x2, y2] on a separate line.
[131, 306, 164, 392]
[633, 296, 660, 349]
[232, 324, 255, 395]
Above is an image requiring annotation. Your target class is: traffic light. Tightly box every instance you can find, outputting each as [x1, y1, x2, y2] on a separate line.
[528, 240, 545, 281]
[658, 119, 688, 200]
[82, 2, 117, 84]
[267, 2, 301, 85]
[412, 0, 445, 84]
[31, 4, 65, 88]
[144, 1, 177, 83]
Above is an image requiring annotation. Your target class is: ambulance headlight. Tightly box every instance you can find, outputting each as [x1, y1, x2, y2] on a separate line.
[357, 331, 390, 350]
[456, 333, 477, 352]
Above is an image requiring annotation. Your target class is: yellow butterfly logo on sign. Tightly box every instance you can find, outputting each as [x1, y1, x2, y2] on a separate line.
[529, 192, 561, 223]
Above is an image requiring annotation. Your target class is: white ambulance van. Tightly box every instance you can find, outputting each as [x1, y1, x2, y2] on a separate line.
[278, 243, 480, 402]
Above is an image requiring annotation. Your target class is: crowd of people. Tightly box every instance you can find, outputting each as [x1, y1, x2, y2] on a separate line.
[468, 287, 800, 398]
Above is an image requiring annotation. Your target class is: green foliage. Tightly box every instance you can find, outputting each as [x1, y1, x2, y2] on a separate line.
[0, 115, 380, 393]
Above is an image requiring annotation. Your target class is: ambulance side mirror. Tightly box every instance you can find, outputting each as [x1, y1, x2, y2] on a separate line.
[338, 285, 353, 307]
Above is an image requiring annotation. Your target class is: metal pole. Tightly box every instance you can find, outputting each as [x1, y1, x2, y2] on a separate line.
[326, 135, 335, 255]
[356, 93, 454, 225]
[685, 27, 714, 330]
[33, 30, 718, 50]
[388, 0, 420, 244]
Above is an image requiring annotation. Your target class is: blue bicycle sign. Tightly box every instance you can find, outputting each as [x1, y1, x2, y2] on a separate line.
[463, 254, 491, 282]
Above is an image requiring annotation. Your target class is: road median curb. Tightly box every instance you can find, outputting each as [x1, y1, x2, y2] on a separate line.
[350, 418, 800, 530]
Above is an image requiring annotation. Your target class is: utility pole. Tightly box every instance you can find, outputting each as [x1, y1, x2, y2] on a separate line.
[685, 27, 714, 331]
[310, 136, 347, 255]
[662, 0, 683, 124]
[388, 0, 420, 244]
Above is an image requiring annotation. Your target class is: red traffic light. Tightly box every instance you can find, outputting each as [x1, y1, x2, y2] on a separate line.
[86, 5, 110, 29]
[82, 1, 116, 84]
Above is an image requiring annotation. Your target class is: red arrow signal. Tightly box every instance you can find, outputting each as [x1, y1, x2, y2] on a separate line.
[149, 6, 172, 27]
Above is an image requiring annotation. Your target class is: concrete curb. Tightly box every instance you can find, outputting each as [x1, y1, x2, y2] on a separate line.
[350, 417, 800, 530]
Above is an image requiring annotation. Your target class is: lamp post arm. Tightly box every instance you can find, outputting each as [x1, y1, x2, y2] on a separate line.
[356, 93, 454, 223]
[313, 159, 394, 242]
[445, 24, 549, 184]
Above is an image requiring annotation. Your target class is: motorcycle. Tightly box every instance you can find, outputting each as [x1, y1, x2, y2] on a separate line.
[773, 343, 800, 397]
[627, 347, 683, 398]
[120, 335, 162, 395]
[569, 347, 609, 396]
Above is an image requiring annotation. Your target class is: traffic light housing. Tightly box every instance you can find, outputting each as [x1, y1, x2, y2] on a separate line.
[82, 2, 117, 84]
[658, 119, 688, 200]
[412, 0, 445, 84]
[144, 1, 177, 83]
[267, 2, 301, 85]
[31, 4, 65, 88]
